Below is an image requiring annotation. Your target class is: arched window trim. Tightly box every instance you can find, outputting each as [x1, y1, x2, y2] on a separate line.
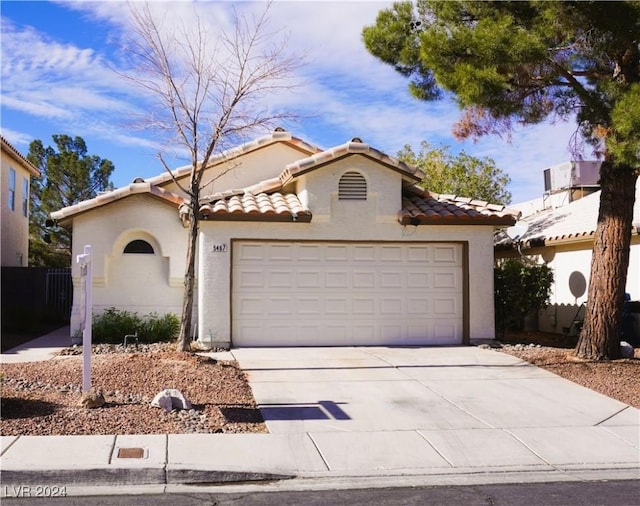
[338, 171, 367, 200]
[123, 239, 155, 254]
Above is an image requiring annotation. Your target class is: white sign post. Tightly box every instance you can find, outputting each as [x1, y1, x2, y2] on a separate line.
[77, 245, 93, 392]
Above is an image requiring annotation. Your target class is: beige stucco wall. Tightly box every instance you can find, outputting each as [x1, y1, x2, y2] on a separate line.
[69, 194, 190, 336]
[1, 150, 32, 266]
[197, 158, 497, 347]
[161, 142, 314, 197]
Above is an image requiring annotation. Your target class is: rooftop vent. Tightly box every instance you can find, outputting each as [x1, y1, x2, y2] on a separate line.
[338, 171, 367, 200]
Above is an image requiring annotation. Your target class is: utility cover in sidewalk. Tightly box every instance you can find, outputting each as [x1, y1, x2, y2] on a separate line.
[117, 447, 145, 459]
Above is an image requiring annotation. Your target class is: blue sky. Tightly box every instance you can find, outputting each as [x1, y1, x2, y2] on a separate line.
[1, 1, 588, 204]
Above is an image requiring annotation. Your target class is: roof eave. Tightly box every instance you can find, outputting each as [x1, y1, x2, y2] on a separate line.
[199, 211, 312, 223]
[1, 136, 41, 177]
[400, 214, 517, 227]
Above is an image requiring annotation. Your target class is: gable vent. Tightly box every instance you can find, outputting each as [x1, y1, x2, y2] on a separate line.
[338, 171, 367, 200]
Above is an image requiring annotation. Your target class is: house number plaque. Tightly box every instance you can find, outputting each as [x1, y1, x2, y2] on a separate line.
[212, 243, 228, 253]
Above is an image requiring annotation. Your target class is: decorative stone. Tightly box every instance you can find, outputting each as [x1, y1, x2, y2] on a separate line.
[620, 341, 634, 358]
[79, 388, 105, 409]
[151, 388, 192, 412]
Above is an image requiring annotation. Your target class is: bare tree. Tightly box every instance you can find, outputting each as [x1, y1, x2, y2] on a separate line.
[122, 2, 300, 351]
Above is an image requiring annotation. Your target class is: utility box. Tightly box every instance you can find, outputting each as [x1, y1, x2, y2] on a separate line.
[543, 161, 601, 193]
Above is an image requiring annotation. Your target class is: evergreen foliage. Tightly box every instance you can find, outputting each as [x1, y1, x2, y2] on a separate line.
[27, 135, 114, 267]
[364, 1, 640, 359]
[494, 259, 554, 339]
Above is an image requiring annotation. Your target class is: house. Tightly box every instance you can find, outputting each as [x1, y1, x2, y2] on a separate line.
[51, 130, 517, 347]
[1, 136, 40, 266]
[495, 162, 640, 335]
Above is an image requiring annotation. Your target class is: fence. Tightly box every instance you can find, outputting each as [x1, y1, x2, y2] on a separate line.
[1, 267, 72, 329]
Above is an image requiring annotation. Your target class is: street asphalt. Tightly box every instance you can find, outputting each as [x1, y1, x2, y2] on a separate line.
[1, 327, 638, 498]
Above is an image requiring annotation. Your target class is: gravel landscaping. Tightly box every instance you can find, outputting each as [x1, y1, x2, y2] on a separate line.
[1, 344, 267, 436]
[1, 333, 638, 436]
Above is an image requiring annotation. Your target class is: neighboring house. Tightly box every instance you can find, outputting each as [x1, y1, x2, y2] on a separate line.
[1, 135, 40, 266]
[495, 162, 640, 335]
[51, 130, 517, 348]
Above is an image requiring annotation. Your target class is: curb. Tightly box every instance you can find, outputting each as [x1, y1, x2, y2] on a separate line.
[0, 467, 295, 487]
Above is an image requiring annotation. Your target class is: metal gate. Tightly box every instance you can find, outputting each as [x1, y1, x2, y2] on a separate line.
[46, 268, 72, 319]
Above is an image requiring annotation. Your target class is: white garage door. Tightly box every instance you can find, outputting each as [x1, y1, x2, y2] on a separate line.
[232, 241, 464, 347]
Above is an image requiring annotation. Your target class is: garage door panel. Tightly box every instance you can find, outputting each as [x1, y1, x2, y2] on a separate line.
[269, 271, 293, 287]
[239, 298, 264, 315]
[353, 245, 376, 261]
[238, 270, 265, 288]
[326, 297, 349, 314]
[380, 271, 403, 288]
[380, 245, 403, 262]
[298, 271, 321, 288]
[407, 272, 430, 288]
[433, 297, 459, 315]
[298, 244, 322, 261]
[433, 245, 459, 263]
[232, 242, 464, 346]
[268, 244, 294, 261]
[380, 298, 403, 314]
[433, 272, 457, 289]
[353, 297, 375, 315]
[353, 271, 376, 288]
[299, 297, 322, 314]
[407, 245, 430, 262]
[326, 271, 349, 288]
[432, 321, 460, 344]
[407, 297, 429, 314]
[325, 245, 348, 261]
[267, 297, 293, 315]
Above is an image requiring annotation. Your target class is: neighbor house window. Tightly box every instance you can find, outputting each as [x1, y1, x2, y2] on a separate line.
[8, 168, 16, 211]
[22, 177, 29, 217]
[123, 239, 154, 254]
[338, 171, 367, 200]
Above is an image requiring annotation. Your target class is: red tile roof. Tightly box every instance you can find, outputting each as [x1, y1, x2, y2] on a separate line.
[194, 185, 517, 226]
[399, 188, 519, 226]
[195, 193, 311, 222]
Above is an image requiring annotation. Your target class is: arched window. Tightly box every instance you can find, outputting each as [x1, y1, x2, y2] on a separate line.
[123, 239, 155, 254]
[338, 171, 367, 200]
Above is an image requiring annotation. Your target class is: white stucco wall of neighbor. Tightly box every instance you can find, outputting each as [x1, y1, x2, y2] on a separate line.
[537, 239, 640, 334]
[68, 194, 189, 337]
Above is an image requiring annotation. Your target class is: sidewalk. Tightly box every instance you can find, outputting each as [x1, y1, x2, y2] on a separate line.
[0, 326, 71, 364]
[1, 339, 638, 495]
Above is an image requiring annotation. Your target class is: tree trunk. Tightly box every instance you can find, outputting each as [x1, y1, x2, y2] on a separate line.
[176, 196, 199, 352]
[574, 163, 638, 360]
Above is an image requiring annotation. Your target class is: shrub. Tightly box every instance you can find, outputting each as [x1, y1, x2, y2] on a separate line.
[494, 259, 554, 339]
[91, 308, 179, 344]
[139, 312, 180, 343]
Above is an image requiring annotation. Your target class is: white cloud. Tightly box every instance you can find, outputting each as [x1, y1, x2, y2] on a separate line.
[2, 2, 586, 203]
[0, 128, 34, 148]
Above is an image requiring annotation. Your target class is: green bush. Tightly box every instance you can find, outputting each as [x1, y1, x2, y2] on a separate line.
[91, 308, 180, 344]
[494, 259, 554, 339]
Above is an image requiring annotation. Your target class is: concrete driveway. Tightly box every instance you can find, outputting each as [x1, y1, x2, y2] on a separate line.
[231, 346, 639, 474]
